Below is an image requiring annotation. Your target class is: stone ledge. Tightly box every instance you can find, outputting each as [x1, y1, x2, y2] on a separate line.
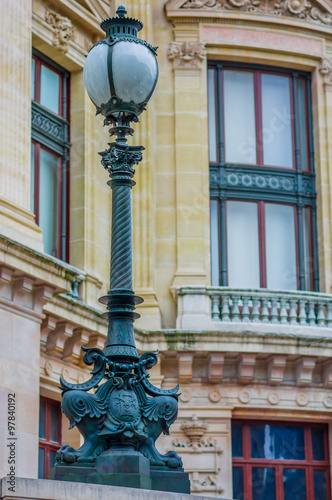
[0, 478, 232, 500]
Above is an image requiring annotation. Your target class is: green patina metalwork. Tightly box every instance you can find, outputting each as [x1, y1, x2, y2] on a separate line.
[55, 7, 186, 484]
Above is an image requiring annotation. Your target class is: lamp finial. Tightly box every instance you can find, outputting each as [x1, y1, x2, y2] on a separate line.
[116, 5, 127, 18]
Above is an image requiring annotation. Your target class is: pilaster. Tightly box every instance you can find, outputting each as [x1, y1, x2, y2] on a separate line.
[0, 0, 43, 251]
[169, 26, 210, 292]
[119, 1, 162, 329]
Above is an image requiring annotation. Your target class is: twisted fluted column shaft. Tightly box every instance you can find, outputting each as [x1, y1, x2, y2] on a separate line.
[110, 180, 133, 292]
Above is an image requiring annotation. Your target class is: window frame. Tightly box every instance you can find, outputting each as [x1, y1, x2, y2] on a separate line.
[31, 49, 70, 262]
[208, 61, 318, 291]
[232, 420, 331, 500]
[38, 397, 62, 479]
[223, 199, 300, 290]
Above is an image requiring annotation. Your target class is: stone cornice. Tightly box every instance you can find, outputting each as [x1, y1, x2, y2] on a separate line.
[134, 326, 332, 356]
[166, 0, 332, 35]
[0, 235, 83, 294]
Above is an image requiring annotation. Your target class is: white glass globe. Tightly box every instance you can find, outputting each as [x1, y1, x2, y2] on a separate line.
[83, 40, 158, 114]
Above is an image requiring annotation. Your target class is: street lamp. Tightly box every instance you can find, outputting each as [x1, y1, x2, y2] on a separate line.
[51, 6, 189, 494]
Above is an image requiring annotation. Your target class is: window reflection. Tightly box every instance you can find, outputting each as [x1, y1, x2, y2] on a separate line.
[251, 425, 305, 460]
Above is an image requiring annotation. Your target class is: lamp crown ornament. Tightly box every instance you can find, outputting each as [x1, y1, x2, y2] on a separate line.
[52, 6, 189, 493]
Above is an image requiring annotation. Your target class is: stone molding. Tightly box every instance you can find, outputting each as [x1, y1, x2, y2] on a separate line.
[168, 41, 206, 68]
[45, 10, 75, 53]
[172, 416, 223, 495]
[176, 0, 332, 25]
[0, 478, 234, 500]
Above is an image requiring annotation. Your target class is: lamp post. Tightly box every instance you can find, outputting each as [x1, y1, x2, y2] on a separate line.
[51, 6, 190, 494]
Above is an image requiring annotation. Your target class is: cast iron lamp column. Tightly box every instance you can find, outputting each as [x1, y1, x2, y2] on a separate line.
[52, 6, 189, 493]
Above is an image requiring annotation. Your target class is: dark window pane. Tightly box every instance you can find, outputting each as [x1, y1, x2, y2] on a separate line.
[297, 78, 308, 171]
[40, 65, 60, 114]
[39, 401, 46, 439]
[252, 467, 276, 500]
[50, 404, 59, 442]
[232, 423, 243, 457]
[38, 448, 45, 479]
[251, 424, 305, 460]
[49, 450, 57, 473]
[314, 470, 327, 500]
[312, 427, 325, 461]
[233, 467, 243, 500]
[283, 469, 306, 500]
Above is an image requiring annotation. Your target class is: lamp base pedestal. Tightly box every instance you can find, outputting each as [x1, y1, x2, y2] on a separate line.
[50, 453, 190, 494]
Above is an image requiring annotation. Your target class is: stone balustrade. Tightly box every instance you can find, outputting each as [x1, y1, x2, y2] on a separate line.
[176, 286, 332, 331]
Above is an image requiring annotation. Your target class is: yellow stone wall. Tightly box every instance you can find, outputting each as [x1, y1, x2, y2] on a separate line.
[1, 0, 332, 496]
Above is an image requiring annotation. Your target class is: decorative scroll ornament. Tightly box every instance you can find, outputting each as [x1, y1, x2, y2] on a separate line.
[180, 0, 332, 25]
[319, 58, 332, 84]
[168, 42, 206, 68]
[45, 10, 75, 53]
[56, 348, 183, 467]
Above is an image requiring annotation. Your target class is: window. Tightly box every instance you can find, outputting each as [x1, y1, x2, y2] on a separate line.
[232, 421, 331, 500]
[38, 397, 61, 479]
[31, 50, 70, 260]
[208, 63, 318, 291]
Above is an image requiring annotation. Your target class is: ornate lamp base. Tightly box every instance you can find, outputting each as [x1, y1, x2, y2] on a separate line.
[53, 348, 190, 493]
[50, 458, 190, 493]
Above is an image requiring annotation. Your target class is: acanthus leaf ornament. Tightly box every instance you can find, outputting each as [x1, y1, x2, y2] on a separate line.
[180, 0, 332, 24]
[99, 143, 144, 176]
[168, 42, 206, 68]
[45, 10, 75, 53]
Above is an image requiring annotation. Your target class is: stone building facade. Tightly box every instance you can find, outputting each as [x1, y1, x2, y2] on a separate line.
[1, 0, 332, 498]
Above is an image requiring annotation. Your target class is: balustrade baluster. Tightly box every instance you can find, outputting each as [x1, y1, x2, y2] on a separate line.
[289, 299, 298, 325]
[308, 301, 316, 326]
[232, 295, 240, 322]
[317, 302, 326, 326]
[280, 298, 288, 324]
[326, 303, 332, 327]
[271, 297, 279, 324]
[211, 295, 220, 321]
[221, 295, 230, 322]
[298, 299, 307, 325]
[242, 296, 250, 322]
[261, 297, 269, 323]
[252, 296, 261, 323]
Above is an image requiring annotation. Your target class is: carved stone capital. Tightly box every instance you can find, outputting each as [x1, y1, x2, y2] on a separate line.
[45, 10, 75, 53]
[319, 58, 332, 85]
[168, 42, 206, 69]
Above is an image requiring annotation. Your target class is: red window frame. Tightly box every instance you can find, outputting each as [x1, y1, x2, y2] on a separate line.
[32, 55, 63, 116]
[213, 67, 310, 171]
[31, 51, 70, 262]
[225, 199, 301, 289]
[31, 141, 62, 258]
[39, 397, 61, 479]
[232, 420, 331, 500]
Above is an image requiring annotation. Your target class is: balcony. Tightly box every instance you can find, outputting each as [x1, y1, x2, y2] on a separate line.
[176, 286, 332, 334]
